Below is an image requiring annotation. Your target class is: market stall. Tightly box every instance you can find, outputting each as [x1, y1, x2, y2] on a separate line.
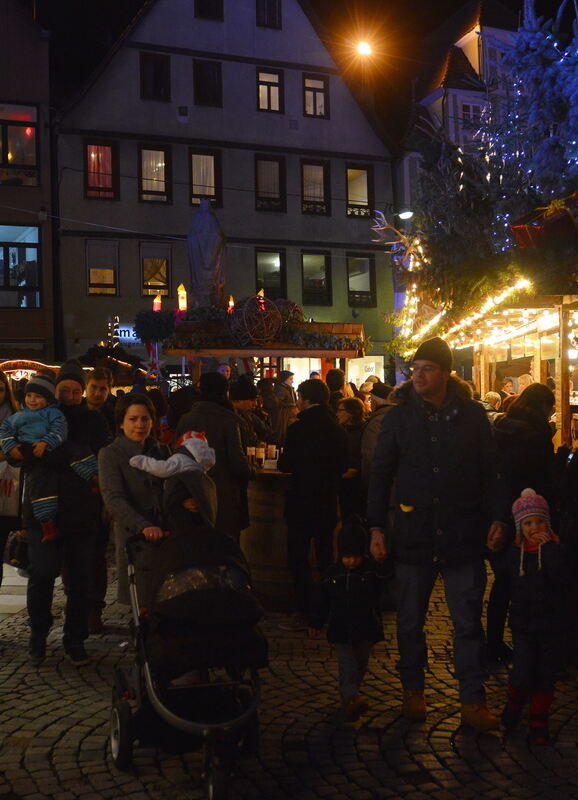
[447, 295, 578, 447]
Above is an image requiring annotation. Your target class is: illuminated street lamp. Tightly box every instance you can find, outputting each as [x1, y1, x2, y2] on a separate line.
[397, 210, 414, 220]
[357, 41, 372, 56]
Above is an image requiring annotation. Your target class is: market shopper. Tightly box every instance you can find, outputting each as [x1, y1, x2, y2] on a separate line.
[360, 382, 395, 493]
[501, 489, 570, 744]
[309, 518, 388, 722]
[367, 337, 508, 731]
[272, 370, 298, 445]
[487, 383, 560, 664]
[175, 372, 252, 541]
[278, 379, 348, 630]
[98, 393, 168, 606]
[25, 361, 109, 666]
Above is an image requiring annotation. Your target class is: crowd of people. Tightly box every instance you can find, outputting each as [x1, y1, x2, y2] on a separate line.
[0, 343, 576, 744]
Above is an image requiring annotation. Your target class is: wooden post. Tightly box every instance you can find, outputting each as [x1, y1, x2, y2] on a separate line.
[560, 302, 571, 446]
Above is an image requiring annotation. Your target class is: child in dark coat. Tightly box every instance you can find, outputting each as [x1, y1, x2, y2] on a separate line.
[309, 518, 388, 721]
[502, 488, 569, 744]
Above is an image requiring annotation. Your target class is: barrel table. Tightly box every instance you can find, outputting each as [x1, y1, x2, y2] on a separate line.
[241, 469, 294, 611]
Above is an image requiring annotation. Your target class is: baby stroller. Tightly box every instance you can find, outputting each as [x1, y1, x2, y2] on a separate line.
[109, 530, 268, 799]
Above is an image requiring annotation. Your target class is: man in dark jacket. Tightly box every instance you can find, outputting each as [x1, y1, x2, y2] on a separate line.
[278, 379, 349, 630]
[367, 337, 509, 732]
[26, 360, 111, 666]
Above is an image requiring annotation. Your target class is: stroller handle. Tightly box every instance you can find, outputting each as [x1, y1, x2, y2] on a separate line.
[125, 532, 170, 563]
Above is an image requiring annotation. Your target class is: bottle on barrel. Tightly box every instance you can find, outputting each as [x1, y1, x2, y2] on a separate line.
[246, 446, 256, 466]
[255, 445, 265, 468]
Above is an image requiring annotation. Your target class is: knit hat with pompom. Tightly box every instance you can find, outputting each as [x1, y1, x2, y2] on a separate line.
[511, 488, 551, 535]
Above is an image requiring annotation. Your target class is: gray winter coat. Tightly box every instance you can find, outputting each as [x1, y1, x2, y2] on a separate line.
[98, 435, 166, 604]
[175, 400, 252, 539]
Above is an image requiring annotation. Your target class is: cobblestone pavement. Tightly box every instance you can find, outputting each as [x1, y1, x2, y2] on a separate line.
[0, 575, 577, 800]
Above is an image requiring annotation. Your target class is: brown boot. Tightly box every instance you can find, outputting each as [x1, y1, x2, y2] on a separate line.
[460, 702, 500, 732]
[401, 690, 426, 721]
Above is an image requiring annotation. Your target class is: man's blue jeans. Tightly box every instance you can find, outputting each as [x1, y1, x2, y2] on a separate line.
[27, 523, 97, 646]
[394, 560, 487, 703]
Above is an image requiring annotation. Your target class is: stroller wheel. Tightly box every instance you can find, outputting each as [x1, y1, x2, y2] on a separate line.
[204, 751, 231, 800]
[110, 699, 133, 770]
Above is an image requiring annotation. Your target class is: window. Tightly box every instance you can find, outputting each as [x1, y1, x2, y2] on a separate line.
[257, 69, 283, 112]
[140, 52, 171, 101]
[255, 156, 285, 211]
[141, 243, 170, 296]
[303, 74, 329, 118]
[347, 253, 376, 307]
[346, 165, 373, 217]
[0, 225, 40, 307]
[0, 104, 38, 186]
[85, 140, 119, 199]
[255, 249, 286, 299]
[194, 0, 224, 19]
[256, 0, 281, 28]
[193, 59, 222, 107]
[86, 240, 118, 296]
[302, 252, 331, 306]
[301, 160, 330, 215]
[190, 149, 221, 205]
[462, 103, 482, 124]
[139, 145, 171, 202]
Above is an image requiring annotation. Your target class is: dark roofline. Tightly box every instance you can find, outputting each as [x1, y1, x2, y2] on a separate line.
[55, 0, 398, 155]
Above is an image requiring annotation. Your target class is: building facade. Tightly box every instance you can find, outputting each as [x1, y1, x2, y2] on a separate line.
[0, 0, 55, 361]
[56, 0, 395, 368]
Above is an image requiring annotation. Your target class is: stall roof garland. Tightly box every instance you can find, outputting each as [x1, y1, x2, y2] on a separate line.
[371, 212, 535, 354]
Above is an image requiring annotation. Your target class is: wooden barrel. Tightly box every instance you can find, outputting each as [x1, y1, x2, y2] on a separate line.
[241, 471, 293, 611]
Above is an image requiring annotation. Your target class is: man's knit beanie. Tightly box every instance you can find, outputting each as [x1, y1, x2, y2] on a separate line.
[56, 360, 86, 389]
[413, 337, 452, 371]
[200, 371, 228, 401]
[512, 488, 551, 535]
[339, 517, 367, 557]
[25, 373, 55, 404]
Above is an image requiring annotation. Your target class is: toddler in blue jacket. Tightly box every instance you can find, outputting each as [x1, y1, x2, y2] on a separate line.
[0, 374, 97, 541]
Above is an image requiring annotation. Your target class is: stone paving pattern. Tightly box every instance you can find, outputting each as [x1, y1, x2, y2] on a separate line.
[0, 573, 577, 799]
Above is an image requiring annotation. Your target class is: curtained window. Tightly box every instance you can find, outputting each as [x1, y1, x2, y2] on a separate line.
[139, 146, 170, 202]
[141, 243, 170, 296]
[85, 141, 118, 199]
[256, 0, 281, 28]
[255, 156, 285, 211]
[86, 240, 118, 295]
[301, 160, 330, 215]
[190, 150, 220, 205]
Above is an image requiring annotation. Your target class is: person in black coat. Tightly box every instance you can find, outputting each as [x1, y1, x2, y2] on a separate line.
[277, 379, 349, 628]
[501, 489, 570, 744]
[487, 383, 561, 664]
[309, 518, 388, 721]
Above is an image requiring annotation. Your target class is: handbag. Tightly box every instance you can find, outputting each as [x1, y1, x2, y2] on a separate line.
[0, 460, 21, 519]
[3, 529, 29, 572]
